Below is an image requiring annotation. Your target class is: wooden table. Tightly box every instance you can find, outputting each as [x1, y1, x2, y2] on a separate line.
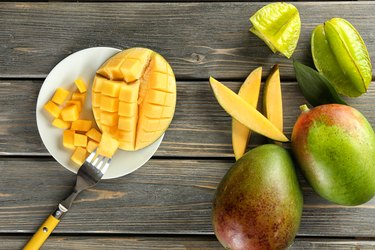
[0, 1, 374, 249]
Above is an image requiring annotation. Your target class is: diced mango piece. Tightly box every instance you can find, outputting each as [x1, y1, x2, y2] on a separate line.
[97, 133, 119, 158]
[118, 102, 138, 117]
[92, 93, 101, 108]
[100, 95, 119, 112]
[74, 133, 87, 147]
[44, 101, 61, 118]
[66, 100, 82, 112]
[52, 118, 71, 129]
[118, 116, 137, 131]
[72, 92, 86, 105]
[101, 125, 117, 134]
[71, 147, 87, 166]
[93, 75, 105, 92]
[63, 130, 75, 149]
[61, 104, 79, 122]
[101, 79, 122, 97]
[119, 81, 140, 103]
[52, 88, 70, 105]
[71, 120, 92, 132]
[97, 58, 125, 80]
[74, 78, 87, 93]
[86, 140, 99, 153]
[100, 111, 118, 126]
[86, 128, 102, 142]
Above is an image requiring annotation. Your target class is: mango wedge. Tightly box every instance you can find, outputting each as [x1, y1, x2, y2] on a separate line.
[232, 67, 262, 160]
[209, 77, 288, 142]
[263, 65, 283, 133]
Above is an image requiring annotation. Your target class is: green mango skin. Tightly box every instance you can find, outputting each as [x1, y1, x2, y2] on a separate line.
[212, 144, 303, 250]
[292, 104, 375, 205]
[312, 18, 372, 97]
[250, 2, 301, 58]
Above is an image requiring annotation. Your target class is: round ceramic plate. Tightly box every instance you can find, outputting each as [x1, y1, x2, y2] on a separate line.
[36, 47, 164, 179]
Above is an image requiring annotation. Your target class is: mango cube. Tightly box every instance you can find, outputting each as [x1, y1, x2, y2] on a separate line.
[71, 147, 87, 166]
[74, 78, 87, 93]
[86, 128, 102, 142]
[119, 81, 139, 103]
[52, 88, 70, 105]
[65, 100, 82, 112]
[100, 95, 119, 112]
[74, 133, 87, 147]
[63, 130, 75, 149]
[72, 92, 86, 105]
[44, 101, 61, 118]
[97, 133, 119, 158]
[86, 140, 99, 153]
[100, 112, 118, 126]
[71, 120, 92, 132]
[61, 105, 79, 122]
[101, 80, 122, 97]
[52, 118, 71, 129]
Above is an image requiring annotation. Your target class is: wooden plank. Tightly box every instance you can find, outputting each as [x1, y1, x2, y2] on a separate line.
[1, 236, 374, 250]
[0, 158, 373, 237]
[0, 2, 374, 79]
[1, 79, 375, 156]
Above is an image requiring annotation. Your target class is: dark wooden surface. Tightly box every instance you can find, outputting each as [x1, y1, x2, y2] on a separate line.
[0, 1, 375, 249]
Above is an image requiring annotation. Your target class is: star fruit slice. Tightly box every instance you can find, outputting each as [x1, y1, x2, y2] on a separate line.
[250, 2, 301, 58]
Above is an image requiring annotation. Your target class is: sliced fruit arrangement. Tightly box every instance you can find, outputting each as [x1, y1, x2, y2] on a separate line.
[43, 79, 115, 165]
[311, 18, 372, 97]
[250, 2, 301, 58]
[93, 47, 176, 151]
[232, 67, 262, 160]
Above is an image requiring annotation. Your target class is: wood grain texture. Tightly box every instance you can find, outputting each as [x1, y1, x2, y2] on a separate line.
[1, 79, 375, 157]
[0, 158, 373, 237]
[0, 2, 375, 79]
[1, 236, 374, 250]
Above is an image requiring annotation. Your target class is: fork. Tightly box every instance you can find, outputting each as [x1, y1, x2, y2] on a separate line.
[23, 150, 111, 250]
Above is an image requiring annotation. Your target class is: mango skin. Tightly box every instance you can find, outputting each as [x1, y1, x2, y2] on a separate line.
[212, 144, 303, 250]
[292, 104, 375, 205]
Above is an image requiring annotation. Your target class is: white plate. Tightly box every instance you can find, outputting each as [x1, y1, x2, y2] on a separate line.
[36, 47, 164, 179]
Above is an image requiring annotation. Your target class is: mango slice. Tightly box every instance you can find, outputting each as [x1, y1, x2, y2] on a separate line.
[250, 2, 301, 58]
[232, 67, 262, 160]
[209, 77, 288, 142]
[312, 18, 372, 97]
[71, 120, 92, 132]
[263, 65, 283, 133]
[93, 48, 176, 151]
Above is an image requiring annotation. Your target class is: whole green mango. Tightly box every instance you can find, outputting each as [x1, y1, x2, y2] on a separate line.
[212, 144, 303, 250]
[311, 18, 372, 97]
[292, 104, 375, 205]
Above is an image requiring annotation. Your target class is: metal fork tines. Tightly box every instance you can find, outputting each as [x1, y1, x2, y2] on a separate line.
[53, 150, 111, 220]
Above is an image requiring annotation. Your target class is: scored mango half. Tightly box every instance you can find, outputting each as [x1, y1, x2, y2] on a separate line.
[92, 48, 176, 151]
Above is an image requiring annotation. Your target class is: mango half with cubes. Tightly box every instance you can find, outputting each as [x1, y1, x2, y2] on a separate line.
[92, 48, 176, 151]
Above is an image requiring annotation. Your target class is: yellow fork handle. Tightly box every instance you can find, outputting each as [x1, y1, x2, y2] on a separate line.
[23, 215, 60, 250]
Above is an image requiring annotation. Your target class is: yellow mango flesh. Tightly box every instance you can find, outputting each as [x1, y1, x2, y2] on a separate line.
[209, 77, 288, 142]
[264, 65, 283, 133]
[93, 48, 176, 151]
[232, 67, 262, 160]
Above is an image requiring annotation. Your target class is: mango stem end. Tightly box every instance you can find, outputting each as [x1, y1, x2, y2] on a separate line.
[299, 104, 310, 113]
